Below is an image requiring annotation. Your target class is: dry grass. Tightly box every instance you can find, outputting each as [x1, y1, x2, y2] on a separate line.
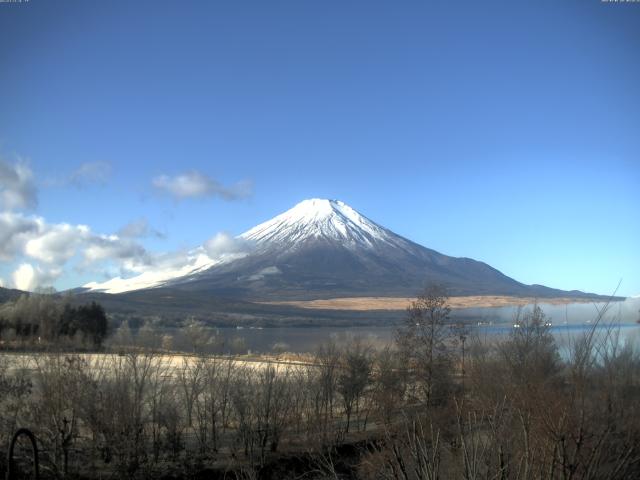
[0, 351, 318, 376]
[260, 295, 595, 311]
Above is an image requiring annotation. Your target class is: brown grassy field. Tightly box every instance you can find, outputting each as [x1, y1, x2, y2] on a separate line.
[260, 295, 595, 311]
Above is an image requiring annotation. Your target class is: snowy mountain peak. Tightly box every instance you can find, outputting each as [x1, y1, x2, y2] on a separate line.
[276, 198, 360, 223]
[83, 199, 401, 294]
[240, 198, 394, 248]
[289, 198, 344, 219]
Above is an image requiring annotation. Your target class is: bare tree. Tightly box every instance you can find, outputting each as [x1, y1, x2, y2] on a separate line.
[372, 346, 406, 425]
[499, 304, 561, 386]
[396, 284, 454, 406]
[177, 356, 205, 430]
[337, 339, 372, 434]
[194, 357, 236, 453]
[376, 415, 443, 480]
[315, 339, 341, 443]
[30, 355, 84, 477]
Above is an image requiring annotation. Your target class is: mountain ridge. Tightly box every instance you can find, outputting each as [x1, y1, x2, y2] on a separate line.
[81, 198, 609, 302]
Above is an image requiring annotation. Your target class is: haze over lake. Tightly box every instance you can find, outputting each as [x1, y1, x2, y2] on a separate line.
[158, 298, 640, 354]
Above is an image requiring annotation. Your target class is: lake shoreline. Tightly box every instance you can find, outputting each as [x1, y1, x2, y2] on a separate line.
[259, 295, 622, 311]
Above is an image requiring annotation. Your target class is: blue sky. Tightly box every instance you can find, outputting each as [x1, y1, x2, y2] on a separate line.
[0, 0, 638, 296]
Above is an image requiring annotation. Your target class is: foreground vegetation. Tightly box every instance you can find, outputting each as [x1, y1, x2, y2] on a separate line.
[0, 286, 638, 479]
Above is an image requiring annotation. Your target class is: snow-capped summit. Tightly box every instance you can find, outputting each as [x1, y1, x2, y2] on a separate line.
[241, 198, 393, 248]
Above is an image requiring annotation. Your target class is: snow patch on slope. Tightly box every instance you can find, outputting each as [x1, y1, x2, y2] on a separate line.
[83, 249, 248, 294]
[247, 266, 282, 281]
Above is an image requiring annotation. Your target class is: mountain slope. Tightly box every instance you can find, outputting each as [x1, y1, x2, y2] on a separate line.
[123, 198, 603, 301]
[0, 287, 25, 304]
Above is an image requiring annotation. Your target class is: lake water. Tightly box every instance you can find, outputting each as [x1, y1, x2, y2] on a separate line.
[191, 323, 640, 354]
[158, 297, 640, 354]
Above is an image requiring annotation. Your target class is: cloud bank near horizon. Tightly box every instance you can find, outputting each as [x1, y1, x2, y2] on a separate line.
[0, 159, 248, 291]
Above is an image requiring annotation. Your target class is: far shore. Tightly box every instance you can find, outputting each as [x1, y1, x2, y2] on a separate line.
[259, 295, 615, 311]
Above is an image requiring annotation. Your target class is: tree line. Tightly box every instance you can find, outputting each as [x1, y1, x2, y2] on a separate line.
[0, 294, 108, 348]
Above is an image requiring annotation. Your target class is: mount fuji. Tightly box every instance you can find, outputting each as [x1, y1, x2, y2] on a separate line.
[84, 198, 604, 302]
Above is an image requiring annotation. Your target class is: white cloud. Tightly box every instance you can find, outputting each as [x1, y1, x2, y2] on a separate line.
[0, 211, 152, 290]
[83, 234, 150, 267]
[6, 225, 252, 293]
[203, 232, 252, 258]
[24, 223, 89, 264]
[0, 212, 42, 260]
[0, 212, 150, 270]
[0, 159, 37, 210]
[152, 171, 252, 200]
[0, 157, 254, 293]
[117, 218, 164, 239]
[0, 158, 161, 291]
[83, 250, 215, 293]
[84, 231, 253, 294]
[12, 263, 62, 291]
[69, 161, 111, 187]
